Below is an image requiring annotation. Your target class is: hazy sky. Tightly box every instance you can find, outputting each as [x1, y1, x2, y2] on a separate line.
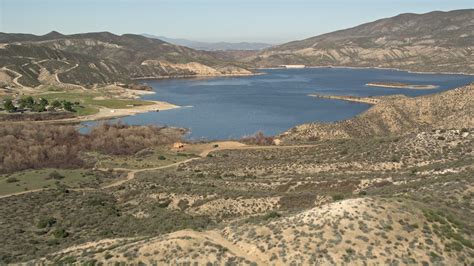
[0, 0, 472, 43]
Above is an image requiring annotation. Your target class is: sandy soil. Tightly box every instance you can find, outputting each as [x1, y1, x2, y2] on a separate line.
[309, 94, 381, 105]
[366, 82, 438, 90]
[80, 100, 178, 122]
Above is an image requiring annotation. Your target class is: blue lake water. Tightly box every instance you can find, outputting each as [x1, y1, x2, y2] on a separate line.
[82, 68, 474, 140]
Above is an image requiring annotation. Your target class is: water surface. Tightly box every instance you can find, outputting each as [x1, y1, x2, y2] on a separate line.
[82, 68, 473, 140]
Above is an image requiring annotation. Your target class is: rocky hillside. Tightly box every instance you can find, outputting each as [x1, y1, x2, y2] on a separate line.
[251, 9, 474, 74]
[282, 83, 474, 141]
[0, 32, 252, 88]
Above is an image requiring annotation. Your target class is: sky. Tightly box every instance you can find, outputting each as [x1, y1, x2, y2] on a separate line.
[0, 0, 472, 43]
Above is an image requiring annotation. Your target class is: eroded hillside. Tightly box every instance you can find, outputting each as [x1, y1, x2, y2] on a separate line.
[250, 10, 474, 74]
[0, 32, 252, 89]
[282, 83, 474, 141]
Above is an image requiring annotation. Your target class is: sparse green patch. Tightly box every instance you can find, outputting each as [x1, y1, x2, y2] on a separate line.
[40, 92, 154, 116]
[0, 169, 119, 196]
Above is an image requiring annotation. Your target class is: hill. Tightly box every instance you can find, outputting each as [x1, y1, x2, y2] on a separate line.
[250, 9, 474, 74]
[3, 126, 471, 264]
[0, 32, 252, 89]
[282, 83, 474, 141]
[143, 34, 274, 51]
[0, 84, 473, 264]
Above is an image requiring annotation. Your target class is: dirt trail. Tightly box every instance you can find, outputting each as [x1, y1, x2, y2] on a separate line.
[0, 188, 45, 199]
[0, 141, 320, 199]
[1, 67, 35, 92]
[168, 230, 270, 264]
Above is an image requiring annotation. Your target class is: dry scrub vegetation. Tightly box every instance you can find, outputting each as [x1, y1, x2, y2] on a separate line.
[0, 123, 182, 174]
[1, 85, 473, 264]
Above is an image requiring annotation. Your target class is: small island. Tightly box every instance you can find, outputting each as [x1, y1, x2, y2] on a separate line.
[366, 82, 438, 90]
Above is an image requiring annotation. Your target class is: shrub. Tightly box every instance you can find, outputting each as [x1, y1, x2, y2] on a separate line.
[264, 211, 282, 220]
[37, 217, 57, 229]
[3, 98, 16, 113]
[52, 228, 69, 239]
[87, 123, 182, 155]
[5, 177, 19, 183]
[241, 131, 274, 146]
[49, 171, 64, 180]
[332, 194, 345, 201]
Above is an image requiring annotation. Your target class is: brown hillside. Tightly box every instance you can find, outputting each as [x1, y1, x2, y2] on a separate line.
[282, 83, 474, 141]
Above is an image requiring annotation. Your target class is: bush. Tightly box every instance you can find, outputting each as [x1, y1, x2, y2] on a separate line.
[87, 123, 182, 155]
[158, 155, 166, 160]
[49, 171, 64, 180]
[264, 211, 281, 220]
[52, 228, 69, 239]
[5, 177, 19, 183]
[37, 217, 57, 229]
[241, 131, 274, 146]
[332, 194, 345, 201]
[3, 98, 16, 113]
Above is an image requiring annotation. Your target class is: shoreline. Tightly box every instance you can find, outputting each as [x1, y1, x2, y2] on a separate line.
[77, 100, 180, 122]
[0, 100, 180, 125]
[131, 72, 262, 81]
[255, 65, 474, 76]
[309, 94, 381, 105]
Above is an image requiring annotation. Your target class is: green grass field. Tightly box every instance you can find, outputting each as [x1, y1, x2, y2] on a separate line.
[0, 169, 100, 196]
[40, 92, 155, 116]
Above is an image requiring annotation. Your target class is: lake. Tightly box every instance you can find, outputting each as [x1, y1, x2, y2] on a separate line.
[82, 68, 474, 140]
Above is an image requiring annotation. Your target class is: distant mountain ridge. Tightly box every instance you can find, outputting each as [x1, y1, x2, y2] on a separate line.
[250, 9, 474, 74]
[142, 34, 274, 51]
[0, 31, 253, 88]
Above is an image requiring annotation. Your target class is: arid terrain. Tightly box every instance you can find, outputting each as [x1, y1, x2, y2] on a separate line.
[0, 83, 473, 265]
[248, 10, 474, 74]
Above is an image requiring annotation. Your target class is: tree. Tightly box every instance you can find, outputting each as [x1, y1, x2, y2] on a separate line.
[33, 98, 48, 112]
[51, 100, 62, 110]
[18, 96, 35, 109]
[3, 98, 16, 113]
[62, 101, 75, 112]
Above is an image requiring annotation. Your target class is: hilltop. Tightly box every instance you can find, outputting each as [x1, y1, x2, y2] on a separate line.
[250, 9, 474, 74]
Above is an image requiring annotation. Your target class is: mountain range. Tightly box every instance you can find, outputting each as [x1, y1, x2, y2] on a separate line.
[0, 9, 472, 90]
[249, 9, 474, 74]
[142, 34, 274, 51]
[0, 32, 252, 88]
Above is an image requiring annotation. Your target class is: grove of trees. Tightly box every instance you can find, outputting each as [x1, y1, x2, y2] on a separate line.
[0, 123, 183, 174]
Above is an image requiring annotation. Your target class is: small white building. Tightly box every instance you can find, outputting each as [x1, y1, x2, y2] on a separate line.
[280, 65, 306, 69]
